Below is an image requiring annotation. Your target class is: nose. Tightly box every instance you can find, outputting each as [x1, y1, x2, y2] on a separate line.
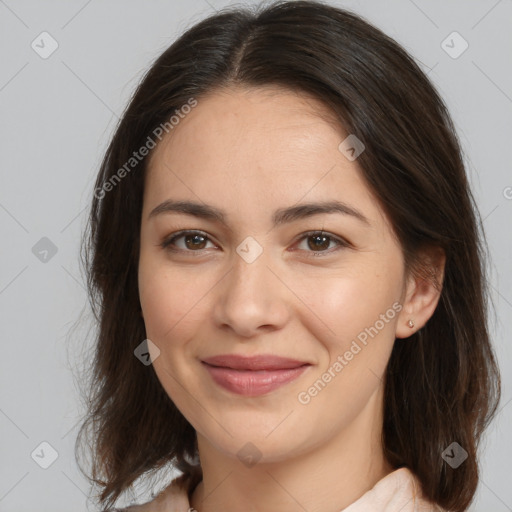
[212, 247, 290, 338]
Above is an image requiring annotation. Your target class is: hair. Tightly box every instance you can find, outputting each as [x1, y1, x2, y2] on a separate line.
[75, 1, 501, 510]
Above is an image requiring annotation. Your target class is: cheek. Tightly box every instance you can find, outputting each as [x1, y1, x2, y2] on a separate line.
[295, 275, 399, 424]
[138, 263, 206, 421]
[303, 266, 401, 340]
[298, 266, 402, 406]
[138, 261, 201, 345]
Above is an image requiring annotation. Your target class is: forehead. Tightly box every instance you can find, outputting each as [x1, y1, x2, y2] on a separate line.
[144, 86, 388, 231]
[147, 85, 344, 169]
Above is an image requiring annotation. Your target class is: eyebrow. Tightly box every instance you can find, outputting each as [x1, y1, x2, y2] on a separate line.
[148, 199, 371, 227]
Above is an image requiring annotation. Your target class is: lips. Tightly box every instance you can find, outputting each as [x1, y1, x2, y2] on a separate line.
[201, 354, 311, 396]
[201, 354, 310, 371]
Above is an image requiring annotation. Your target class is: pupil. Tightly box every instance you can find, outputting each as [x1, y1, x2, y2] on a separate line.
[186, 234, 206, 250]
[309, 234, 329, 251]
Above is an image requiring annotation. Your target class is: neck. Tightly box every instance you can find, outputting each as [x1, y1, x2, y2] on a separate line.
[189, 385, 394, 512]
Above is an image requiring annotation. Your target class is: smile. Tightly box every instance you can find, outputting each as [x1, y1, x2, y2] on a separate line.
[201, 354, 312, 396]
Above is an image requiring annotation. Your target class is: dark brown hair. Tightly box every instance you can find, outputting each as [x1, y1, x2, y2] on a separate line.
[75, 1, 501, 510]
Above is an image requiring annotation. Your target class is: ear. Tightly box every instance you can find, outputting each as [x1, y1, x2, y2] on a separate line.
[395, 246, 446, 339]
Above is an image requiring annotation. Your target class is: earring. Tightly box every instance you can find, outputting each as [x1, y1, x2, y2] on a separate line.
[407, 319, 414, 328]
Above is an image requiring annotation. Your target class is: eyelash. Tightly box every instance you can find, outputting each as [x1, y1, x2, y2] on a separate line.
[159, 229, 350, 258]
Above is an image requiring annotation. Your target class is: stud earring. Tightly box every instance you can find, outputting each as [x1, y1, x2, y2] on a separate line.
[407, 319, 414, 328]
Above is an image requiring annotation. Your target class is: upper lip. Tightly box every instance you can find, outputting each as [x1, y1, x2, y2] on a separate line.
[201, 354, 311, 371]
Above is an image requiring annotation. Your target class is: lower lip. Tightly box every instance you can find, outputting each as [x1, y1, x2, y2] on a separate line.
[202, 362, 310, 396]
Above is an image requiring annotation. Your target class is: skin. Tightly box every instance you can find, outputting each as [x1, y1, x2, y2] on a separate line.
[137, 85, 445, 512]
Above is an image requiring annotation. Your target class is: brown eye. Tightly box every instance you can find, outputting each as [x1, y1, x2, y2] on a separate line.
[160, 229, 349, 257]
[295, 231, 348, 256]
[307, 233, 331, 251]
[161, 230, 215, 252]
[183, 233, 208, 250]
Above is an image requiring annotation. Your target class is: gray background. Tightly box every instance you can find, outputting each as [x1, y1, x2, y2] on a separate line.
[0, 0, 511, 510]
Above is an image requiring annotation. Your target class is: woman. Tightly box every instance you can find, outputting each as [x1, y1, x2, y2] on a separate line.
[75, 1, 501, 511]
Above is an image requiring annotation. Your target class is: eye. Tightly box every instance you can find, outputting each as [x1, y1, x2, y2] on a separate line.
[160, 230, 216, 254]
[160, 229, 349, 257]
[293, 230, 349, 256]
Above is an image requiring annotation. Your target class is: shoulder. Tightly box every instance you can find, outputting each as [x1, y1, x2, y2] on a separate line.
[342, 467, 447, 512]
[393, 468, 447, 512]
[111, 467, 202, 512]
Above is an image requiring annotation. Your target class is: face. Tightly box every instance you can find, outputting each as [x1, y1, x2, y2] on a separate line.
[138, 86, 409, 463]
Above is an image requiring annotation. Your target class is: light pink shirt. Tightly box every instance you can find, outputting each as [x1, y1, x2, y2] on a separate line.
[119, 467, 446, 512]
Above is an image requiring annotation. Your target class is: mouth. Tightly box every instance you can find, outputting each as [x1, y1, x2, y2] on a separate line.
[201, 354, 312, 396]
[201, 354, 310, 370]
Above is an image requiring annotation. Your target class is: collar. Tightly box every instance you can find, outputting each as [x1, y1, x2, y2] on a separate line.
[134, 466, 444, 512]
